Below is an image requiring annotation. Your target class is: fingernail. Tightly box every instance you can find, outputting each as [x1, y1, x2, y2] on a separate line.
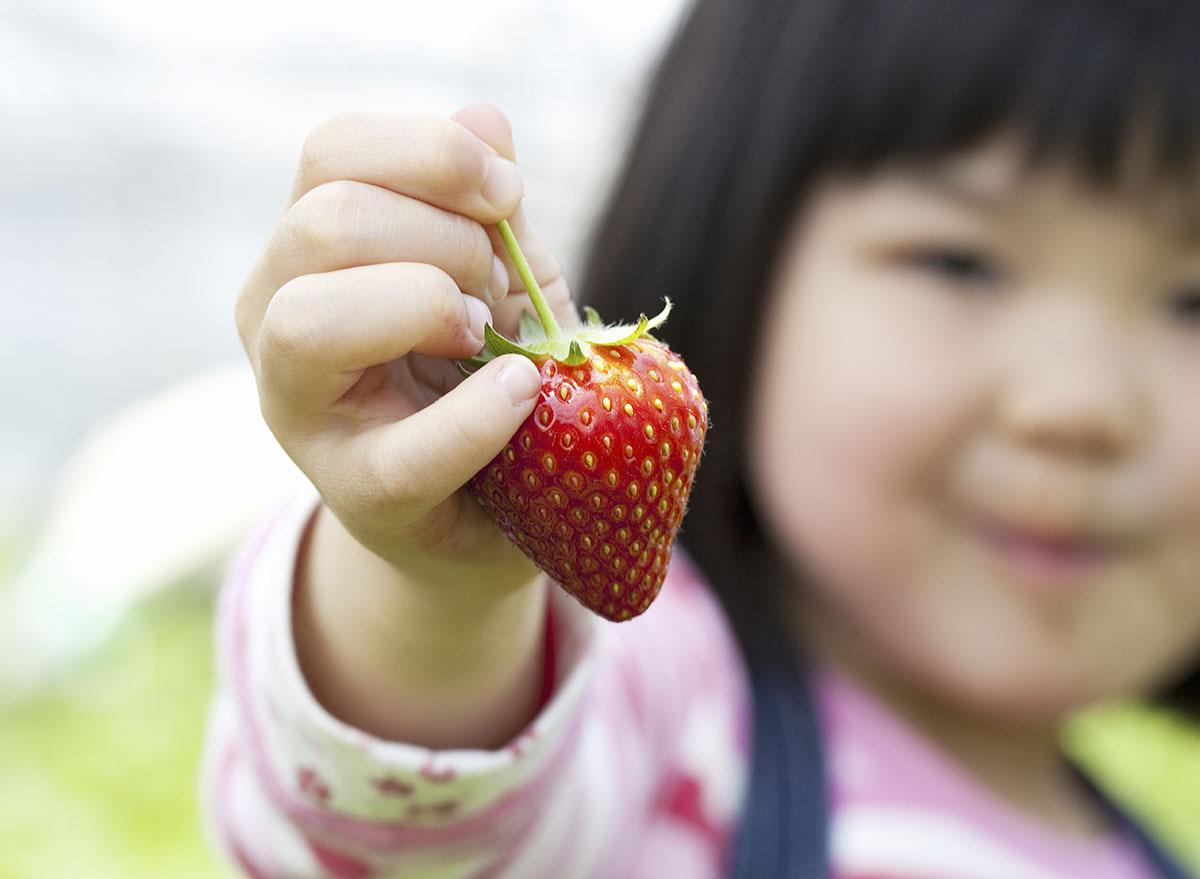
[464, 296, 490, 345]
[495, 357, 541, 405]
[482, 156, 522, 212]
[490, 254, 510, 302]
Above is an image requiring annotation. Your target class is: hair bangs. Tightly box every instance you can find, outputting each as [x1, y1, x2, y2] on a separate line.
[761, 0, 1200, 199]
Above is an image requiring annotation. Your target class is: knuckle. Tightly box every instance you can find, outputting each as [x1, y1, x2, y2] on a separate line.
[280, 179, 371, 262]
[258, 276, 329, 371]
[296, 111, 364, 189]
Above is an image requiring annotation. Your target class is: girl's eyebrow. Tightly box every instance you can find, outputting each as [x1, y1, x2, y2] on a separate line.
[895, 166, 1018, 213]
[893, 165, 1200, 247]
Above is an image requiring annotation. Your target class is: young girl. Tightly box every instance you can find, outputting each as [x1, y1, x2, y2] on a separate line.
[205, 0, 1200, 876]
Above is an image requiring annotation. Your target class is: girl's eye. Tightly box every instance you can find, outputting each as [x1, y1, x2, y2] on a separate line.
[1168, 286, 1200, 324]
[902, 246, 1004, 289]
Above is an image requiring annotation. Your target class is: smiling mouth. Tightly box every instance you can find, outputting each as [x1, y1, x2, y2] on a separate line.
[977, 523, 1113, 589]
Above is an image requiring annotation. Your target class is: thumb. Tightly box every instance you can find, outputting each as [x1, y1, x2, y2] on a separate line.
[372, 355, 542, 512]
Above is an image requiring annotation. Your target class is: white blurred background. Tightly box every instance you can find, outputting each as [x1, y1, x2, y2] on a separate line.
[0, 0, 689, 686]
[1, 0, 688, 523]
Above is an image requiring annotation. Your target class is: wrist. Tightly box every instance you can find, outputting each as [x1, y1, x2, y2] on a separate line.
[293, 503, 549, 748]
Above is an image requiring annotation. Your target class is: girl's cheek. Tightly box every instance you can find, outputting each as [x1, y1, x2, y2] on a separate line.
[750, 273, 967, 593]
[793, 278, 970, 474]
[749, 189, 989, 597]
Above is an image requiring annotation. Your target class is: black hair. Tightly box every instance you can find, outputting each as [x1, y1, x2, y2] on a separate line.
[579, 0, 1200, 711]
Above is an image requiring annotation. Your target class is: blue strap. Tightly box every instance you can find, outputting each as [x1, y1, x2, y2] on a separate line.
[728, 655, 1193, 878]
[728, 655, 829, 878]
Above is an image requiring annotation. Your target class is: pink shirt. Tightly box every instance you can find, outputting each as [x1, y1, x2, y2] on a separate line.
[202, 491, 1164, 877]
[813, 667, 1159, 878]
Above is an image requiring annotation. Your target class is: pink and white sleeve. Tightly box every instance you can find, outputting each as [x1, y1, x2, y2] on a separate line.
[200, 489, 750, 879]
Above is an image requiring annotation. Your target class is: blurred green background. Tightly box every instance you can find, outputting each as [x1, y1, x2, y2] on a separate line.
[1, 530, 1197, 878]
[0, 541, 237, 879]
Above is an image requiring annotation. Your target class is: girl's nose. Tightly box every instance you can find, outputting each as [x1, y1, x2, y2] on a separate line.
[994, 300, 1144, 463]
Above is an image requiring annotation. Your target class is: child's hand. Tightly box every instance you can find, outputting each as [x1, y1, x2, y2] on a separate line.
[238, 104, 574, 596]
[235, 106, 576, 746]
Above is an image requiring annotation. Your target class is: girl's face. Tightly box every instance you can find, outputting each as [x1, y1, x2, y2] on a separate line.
[749, 139, 1200, 719]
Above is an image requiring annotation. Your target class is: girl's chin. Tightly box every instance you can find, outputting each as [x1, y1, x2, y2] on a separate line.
[855, 622, 1105, 723]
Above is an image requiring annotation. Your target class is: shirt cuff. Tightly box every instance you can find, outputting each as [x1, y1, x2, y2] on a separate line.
[216, 487, 602, 828]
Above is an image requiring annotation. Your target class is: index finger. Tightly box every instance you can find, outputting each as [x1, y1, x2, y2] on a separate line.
[290, 111, 524, 222]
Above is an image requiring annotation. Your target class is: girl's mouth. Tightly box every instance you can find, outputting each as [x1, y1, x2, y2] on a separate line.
[978, 522, 1112, 589]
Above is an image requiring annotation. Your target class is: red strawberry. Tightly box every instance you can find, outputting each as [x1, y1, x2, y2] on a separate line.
[462, 221, 707, 621]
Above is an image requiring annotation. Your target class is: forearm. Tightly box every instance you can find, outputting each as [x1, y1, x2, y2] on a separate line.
[293, 503, 549, 750]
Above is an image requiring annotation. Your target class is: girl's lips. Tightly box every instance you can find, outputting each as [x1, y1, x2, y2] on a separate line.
[978, 522, 1112, 589]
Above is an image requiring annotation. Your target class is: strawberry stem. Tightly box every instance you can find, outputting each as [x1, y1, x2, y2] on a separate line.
[496, 219, 562, 341]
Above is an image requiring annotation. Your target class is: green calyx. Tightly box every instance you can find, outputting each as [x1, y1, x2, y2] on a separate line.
[460, 219, 671, 372]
